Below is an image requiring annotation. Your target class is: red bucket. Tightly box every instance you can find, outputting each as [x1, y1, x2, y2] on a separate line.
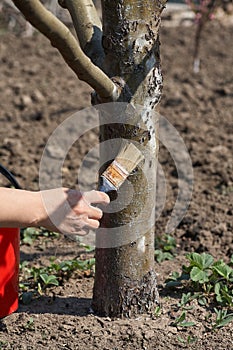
[0, 228, 20, 318]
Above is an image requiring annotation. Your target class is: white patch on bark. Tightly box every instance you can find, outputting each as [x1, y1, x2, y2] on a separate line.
[134, 36, 149, 51]
[137, 236, 146, 253]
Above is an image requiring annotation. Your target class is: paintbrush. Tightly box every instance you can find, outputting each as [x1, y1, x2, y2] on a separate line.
[98, 142, 144, 197]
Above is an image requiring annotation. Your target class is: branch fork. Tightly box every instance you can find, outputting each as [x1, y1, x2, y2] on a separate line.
[12, 0, 115, 101]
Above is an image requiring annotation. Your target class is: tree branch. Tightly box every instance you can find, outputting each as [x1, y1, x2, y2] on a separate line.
[59, 0, 105, 68]
[12, 0, 115, 100]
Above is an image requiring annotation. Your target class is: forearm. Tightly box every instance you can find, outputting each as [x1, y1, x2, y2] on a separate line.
[0, 187, 44, 228]
[0, 187, 109, 234]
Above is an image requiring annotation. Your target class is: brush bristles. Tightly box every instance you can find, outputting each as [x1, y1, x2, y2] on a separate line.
[100, 142, 144, 191]
[115, 142, 144, 174]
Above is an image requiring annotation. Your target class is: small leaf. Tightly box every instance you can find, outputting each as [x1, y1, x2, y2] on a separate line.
[198, 297, 207, 306]
[190, 266, 209, 283]
[175, 311, 186, 324]
[22, 236, 34, 246]
[155, 250, 173, 263]
[179, 292, 193, 307]
[154, 306, 161, 317]
[214, 282, 221, 296]
[215, 314, 233, 328]
[177, 336, 186, 343]
[40, 273, 59, 286]
[187, 252, 213, 270]
[213, 263, 233, 280]
[200, 253, 214, 269]
[79, 243, 95, 252]
[178, 321, 196, 327]
[216, 294, 223, 304]
[221, 289, 233, 305]
[167, 271, 180, 281]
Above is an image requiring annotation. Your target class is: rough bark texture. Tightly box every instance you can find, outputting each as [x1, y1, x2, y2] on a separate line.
[92, 0, 166, 318]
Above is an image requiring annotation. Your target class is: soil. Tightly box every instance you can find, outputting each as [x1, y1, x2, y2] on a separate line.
[0, 12, 233, 350]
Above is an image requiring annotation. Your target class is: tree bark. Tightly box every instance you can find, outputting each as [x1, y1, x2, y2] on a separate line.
[12, 0, 167, 318]
[59, 0, 105, 67]
[92, 0, 166, 317]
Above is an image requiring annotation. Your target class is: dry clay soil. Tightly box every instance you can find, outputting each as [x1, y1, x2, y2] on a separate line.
[0, 18, 233, 350]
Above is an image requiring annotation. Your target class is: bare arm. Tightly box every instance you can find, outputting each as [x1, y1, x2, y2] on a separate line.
[0, 187, 109, 235]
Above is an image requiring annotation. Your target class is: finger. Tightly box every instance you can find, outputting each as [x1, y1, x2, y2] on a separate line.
[87, 206, 103, 220]
[85, 218, 100, 229]
[83, 190, 110, 205]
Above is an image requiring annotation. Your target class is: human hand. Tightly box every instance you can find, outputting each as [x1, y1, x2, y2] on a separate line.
[38, 188, 110, 235]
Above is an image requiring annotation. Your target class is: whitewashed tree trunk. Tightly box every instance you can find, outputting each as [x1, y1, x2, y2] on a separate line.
[93, 0, 166, 317]
[12, 0, 167, 318]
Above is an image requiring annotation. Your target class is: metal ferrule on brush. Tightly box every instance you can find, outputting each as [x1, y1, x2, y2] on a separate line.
[102, 160, 129, 189]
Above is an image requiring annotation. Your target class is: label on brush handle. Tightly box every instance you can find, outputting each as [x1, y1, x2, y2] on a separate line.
[102, 160, 129, 189]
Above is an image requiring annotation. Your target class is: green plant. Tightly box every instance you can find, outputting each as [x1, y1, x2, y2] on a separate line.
[213, 308, 233, 329]
[24, 317, 35, 331]
[79, 243, 95, 253]
[39, 273, 59, 286]
[154, 234, 176, 263]
[177, 292, 195, 309]
[165, 252, 233, 330]
[19, 256, 96, 302]
[154, 306, 161, 317]
[171, 311, 196, 328]
[166, 252, 233, 307]
[21, 227, 59, 246]
[178, 335, 198, 345]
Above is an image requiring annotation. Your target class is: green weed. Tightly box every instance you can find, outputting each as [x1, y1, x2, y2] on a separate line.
[154, 306, 161, 317]
[24, 317, 35, 331]
[19, 256, 95, 303]
[213, 308, 233, 329]
[177, 335, 198, 345]
[166, 252, 233, 307]
[21, 227, 59, 246]
[166, 252, 233, 330]
[154, 234, 176, 263]
[171, 311, 196, 328]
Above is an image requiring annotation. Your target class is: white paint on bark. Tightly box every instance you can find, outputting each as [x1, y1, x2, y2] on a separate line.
[137, 236, 146, 253]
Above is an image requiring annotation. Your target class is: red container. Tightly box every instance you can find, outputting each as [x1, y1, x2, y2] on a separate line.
[0, 228, 20, 318]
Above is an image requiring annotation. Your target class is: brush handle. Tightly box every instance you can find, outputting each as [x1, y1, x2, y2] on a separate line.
[98, 176, 118, 201]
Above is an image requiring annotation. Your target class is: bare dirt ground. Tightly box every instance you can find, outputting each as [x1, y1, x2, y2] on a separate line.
[0, 13, 233, 350]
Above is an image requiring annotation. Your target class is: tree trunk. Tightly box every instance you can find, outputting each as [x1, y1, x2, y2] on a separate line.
[93, 0, 166, 318]
[12, 0, 166, 319]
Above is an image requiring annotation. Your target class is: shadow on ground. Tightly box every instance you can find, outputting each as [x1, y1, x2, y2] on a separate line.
[17, 296, 92, 317]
